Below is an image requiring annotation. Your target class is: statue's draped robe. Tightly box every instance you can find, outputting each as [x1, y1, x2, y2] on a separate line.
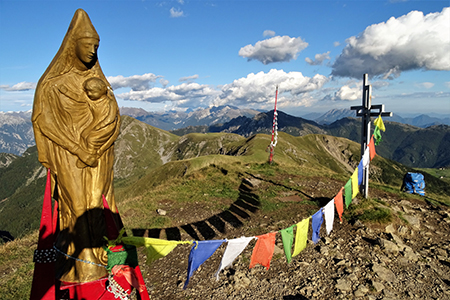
[33, 69, 120, 283]
[32, 51, 120, 282]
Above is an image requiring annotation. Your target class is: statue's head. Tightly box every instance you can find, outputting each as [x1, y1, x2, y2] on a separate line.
[83, 77, 107, 101]
[75, 37, 99, 69]
[72, 10, 100, 70]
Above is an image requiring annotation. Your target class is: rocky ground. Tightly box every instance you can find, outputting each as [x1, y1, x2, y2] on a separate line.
[133, 177, 450, 300]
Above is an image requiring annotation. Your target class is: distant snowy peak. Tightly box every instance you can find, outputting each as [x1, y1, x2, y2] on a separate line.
[313, 108, 354, 125]
[0, 111, 35, 155]
[0, 111, 32, 126]
[122, 106, 261, 130]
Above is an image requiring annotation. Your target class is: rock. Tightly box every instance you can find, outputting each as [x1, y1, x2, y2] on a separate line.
[379, 238, 399, 254]
[335, 278, 352, 291]
[385, 224, 396, 233]
[403, 246, 419, 262]
[320, 245, 329, 256]
[397, 225, 409, 235]
[389, 233, 407, 250]
[348, 273, 358, 282]
[156, 209, 167, 216]
[372, 280, 384, 292]
[273, 245, 284, 256]
[403, 214, 420, 229]
[354, 284, 369, 297]
[372, 263, 397, 283]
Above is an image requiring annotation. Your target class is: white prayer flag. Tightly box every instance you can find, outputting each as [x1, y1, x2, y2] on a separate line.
[323, 199, 335, 235]
[214, 237, 254, 280]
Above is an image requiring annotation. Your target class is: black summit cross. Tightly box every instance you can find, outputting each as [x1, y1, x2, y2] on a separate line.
[351, 74, 392, 198]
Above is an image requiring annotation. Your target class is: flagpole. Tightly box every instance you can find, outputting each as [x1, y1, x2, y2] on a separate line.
[268, 86, 278, 164]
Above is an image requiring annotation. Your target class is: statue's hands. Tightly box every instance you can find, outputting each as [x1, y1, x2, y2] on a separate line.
[84, 154, 98, 167]
[76, 148, 98, 167]
[57, 85, 83, 103]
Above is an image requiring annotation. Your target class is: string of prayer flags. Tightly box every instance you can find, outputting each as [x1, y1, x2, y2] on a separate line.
[311, 209, 324, 244]
[249, 232, 277, 270]
[112, 122, 389, 290]
[344, 179, 352, 208]
[280, 225, 295, 263]
[351, 169, 359, 199]
[334, 188, 344, 223]
[292, 217, 310, 257]
[215, 236, 254, 280]
[184, 240, 226, 289]
[323, 200, 335, 235]
[369, 136, 376, 160]
[122, 236, 192, 265]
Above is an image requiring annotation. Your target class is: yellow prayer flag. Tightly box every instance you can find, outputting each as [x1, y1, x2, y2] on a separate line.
[292, 217, 310, 257]
[122, 236, 191, 265]
[351, 168, 359, 199]
[373, 115, 385, 132]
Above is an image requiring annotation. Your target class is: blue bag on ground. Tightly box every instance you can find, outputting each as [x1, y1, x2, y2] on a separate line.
[402, 172, 425, 196]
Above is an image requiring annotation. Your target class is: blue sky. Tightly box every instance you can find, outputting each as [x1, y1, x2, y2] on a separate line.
[0, 0, 449, 117]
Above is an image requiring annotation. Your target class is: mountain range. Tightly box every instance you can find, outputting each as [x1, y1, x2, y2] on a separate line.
[173, 110, 450, 169]
[0, 107, 449, 168]
[2, 115, 450, 242]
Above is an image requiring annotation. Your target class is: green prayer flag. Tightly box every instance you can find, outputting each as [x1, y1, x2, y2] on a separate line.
[344, 178, 352, 208]
[280, 225, 295, 263]
[373, 126, 382, 145]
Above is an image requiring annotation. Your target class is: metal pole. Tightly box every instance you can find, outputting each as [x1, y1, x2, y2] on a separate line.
[359, 74, 371, 198]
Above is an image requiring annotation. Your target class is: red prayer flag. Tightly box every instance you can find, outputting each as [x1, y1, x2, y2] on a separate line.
[369, 136, 376, 161]
[334, 187, 344, 223]
[249, 232, 277, 270]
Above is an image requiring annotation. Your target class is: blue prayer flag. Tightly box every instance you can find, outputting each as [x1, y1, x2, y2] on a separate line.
[312, 209, 324, 244]
[357, 160, 363, 186]
[184, 240, 225, 289]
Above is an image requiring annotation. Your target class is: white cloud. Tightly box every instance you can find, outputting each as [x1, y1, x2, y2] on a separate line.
[0, 82, 36, 91]
[305, 51, 331, 66]
[213, 69, 328, 106]
[415, 82, 435, 89]
[335, 83, 362, 101]
[334, 41, 341, 47]
[107, 73, 162, 91]
[114, 69, 329, 111]
[177, 0, 184, 4]
[160, 78, 169, 88]
[445, 82, 450, 88]
[179, 74, 199, 82]
[332, 7, 450, 79]
[239, 35, 308, 65]
[116, 82, 220, 107]
[170, 7, 184, 18]
[263, 30, 276, 37]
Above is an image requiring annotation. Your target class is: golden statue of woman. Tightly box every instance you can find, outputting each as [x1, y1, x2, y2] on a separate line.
[32, 9, 121, 283]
